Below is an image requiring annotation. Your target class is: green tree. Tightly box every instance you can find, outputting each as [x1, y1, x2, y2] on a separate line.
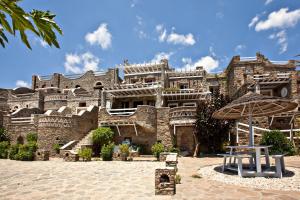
[0, 128, 9, 142]
[194, 89, 233, 154]
[92, 127, 114, 155]
[0, 0, 62, 49]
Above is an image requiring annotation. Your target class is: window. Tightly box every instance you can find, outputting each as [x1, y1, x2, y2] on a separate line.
[168, 103, 178, 108]
[121, 102, 129, 108]
[79, 102, 86, 107]
[179, 83, 188, 89]
[75, 85, 81, 88]
[145, 78, 155, 83]
[133, 101, 143, 108]
[147, 100, 155, 106]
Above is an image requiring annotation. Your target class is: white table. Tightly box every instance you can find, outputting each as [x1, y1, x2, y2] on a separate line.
[226, 145, 272, 174]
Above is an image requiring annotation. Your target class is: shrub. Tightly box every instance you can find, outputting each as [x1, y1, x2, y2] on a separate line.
[260, 130, 295, 155]
[78, 147, 92, 161]
[17, 144, 35, 161]
[101, 142, 114, 161]
[119, 144, 129, 157]
[53, 143, 61, 154]
[0, 128, 9, 142]
[26, 132, 38, 142]
[92, 127, 114, 146]
[0, 141, 10, 159]
[151, 142, 165, 160]
[168, 146, 180, 154]
[9, 144, 19, 160]
[175, 174, 181, 184]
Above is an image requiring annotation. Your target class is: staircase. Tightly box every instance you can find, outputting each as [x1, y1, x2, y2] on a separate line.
[72, 130, 94, 152]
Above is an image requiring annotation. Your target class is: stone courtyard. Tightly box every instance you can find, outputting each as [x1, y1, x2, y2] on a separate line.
[0, 156, 300, 200]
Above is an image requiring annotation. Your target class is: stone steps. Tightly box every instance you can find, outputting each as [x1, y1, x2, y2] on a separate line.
[72, 130, 94, 152]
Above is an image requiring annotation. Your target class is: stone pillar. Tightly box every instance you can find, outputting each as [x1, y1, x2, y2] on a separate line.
[155, 168, 176, 195]
[101, 91, 107, 108]
[290, 71, 298, 98]
[156, 87, 162, 108]
[156, 107, 172, 149]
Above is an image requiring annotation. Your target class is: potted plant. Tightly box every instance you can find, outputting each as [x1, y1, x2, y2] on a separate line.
[53, 143, 60, 154]
[151, 142, 165, 161]
[119, 144, 129, 161]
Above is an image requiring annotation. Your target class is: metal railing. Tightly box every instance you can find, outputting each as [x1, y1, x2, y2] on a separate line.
[236, 122, 300, 143]
[106, 108, 137, 116]
[11, 117, 34, 124]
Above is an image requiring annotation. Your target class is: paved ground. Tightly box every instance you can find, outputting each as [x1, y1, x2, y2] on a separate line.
[0, 156, 299, 200]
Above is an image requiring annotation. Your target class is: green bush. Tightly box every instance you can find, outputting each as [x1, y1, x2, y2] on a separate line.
[53, 143, 61, 154]
[26, 132, 38, 142]
[167, 146, 180, 154]
[101, 142, 114, 161]
[0, 141, 10, 159]
[16, 144, 35, 161]
[78, 147, 92, 161]
[260, 130, 295, 155]
[151, 142, 165, 160]
[175, 174, 181, 184]
[119, 144, 129, 157]
[92, 127, 114, 147]
[0, 128, 9, 142]
[9, 144, 19, 160]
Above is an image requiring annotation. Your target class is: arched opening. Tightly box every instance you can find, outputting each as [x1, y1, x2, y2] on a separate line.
[17, 136, 24, 144]
[75, 85, 81, 88]
[41, 84, 46, 88]
[94, 81, 103, 90]
[160, 174, 170, 183]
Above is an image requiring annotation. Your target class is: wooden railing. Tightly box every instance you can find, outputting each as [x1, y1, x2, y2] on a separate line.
[106, 108, 137, 116]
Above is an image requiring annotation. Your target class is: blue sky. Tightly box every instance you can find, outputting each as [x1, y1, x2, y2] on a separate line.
[1, 0, 300, 88]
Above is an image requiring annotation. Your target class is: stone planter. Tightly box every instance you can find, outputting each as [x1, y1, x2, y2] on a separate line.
[35, 149, 50, 161]
[121, 153, 127, 161]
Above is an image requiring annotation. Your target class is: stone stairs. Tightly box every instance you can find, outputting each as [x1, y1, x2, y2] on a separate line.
[72, 130, 94, 152]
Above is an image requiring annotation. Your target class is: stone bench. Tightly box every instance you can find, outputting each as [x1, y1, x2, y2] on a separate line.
[272, 154, 286, 178]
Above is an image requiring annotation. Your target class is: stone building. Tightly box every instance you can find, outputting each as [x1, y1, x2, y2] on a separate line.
[0, 52, 298, 155]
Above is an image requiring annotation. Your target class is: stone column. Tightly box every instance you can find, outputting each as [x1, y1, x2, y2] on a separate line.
[156, 87, 162, 108]
[101, 91, 107, 108]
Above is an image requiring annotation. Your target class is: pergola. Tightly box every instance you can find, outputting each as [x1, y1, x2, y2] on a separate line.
[103, 83, 160, 98]
[99, 121, 138, 136]
[162, 90, 210, 101]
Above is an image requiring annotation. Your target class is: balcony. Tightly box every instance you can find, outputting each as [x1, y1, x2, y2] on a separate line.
[98, 105, 156, 134]
[169, 106, 197, 125]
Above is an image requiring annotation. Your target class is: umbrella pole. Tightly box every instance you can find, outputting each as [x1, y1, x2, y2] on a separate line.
[249, 115, 253, 146]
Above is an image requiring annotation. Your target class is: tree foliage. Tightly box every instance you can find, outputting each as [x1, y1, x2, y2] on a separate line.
[0, 0, 62, 49]
[194, 89, 233, 154]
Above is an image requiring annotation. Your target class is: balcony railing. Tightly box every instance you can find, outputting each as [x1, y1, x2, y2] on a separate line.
[11, 117, 34, 124]
[169, 106, 197, 119]
[106, 108, 137, 116]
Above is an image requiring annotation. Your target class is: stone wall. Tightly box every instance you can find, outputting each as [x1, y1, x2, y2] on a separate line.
[156, 107, 173, 149]
[176, 126, 195, 154]
[7, 91, 43, 112]
[44, 94, 68, 111]
[33, 69, 118, 93]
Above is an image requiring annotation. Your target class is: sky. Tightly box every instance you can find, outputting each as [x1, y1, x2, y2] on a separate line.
[0, 0, 300, 89]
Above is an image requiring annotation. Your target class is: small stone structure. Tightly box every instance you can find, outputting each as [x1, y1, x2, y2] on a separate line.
[35, 149, 50, 161]
[63, 150, 79, 162]
[165, 154, 178, 170]
[155, 168, 176, 195]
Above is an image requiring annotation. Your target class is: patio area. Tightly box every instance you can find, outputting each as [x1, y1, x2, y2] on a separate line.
[0, 156, 299, 200]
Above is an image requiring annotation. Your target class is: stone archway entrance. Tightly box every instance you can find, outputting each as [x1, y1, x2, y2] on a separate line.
[17, 135, 24, 144]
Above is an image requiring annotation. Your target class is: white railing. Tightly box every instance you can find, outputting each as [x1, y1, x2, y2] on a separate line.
[106, 108, 137, 116]
[253, 74, 270, 80]
[277, 72, 290, 79]
[11, 117, 34, 124]
[236, 122, 300, 143]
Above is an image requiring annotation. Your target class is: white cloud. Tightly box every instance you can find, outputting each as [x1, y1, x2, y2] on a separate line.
[234, 44, 246, 53]
[151, 52, 174, 63]
[85, 23, 112, 49]
[180, 56, 219, 72]
[16, 80, 30, 88]
[138, 30, 147, 39]
[269, 30, 288, 54]
[209, 46, 216, 57]
[64, 52, 100, 74]
[216, 12, 224, 19]
[254, 8, 300, 31]
[136, 15, 143, 26]
[155, 24, 196, 46]
[248, 15, 259, 28]
[265, 0, 273, 5]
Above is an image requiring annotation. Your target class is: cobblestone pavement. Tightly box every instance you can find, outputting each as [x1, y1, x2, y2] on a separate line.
[0, 156, 299, 200]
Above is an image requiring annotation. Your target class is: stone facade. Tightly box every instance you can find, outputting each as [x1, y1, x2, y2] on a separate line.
[0, 52, 299, 155]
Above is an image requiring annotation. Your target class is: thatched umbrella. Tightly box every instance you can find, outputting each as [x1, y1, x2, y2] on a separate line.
[213, 91, 298, 145]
